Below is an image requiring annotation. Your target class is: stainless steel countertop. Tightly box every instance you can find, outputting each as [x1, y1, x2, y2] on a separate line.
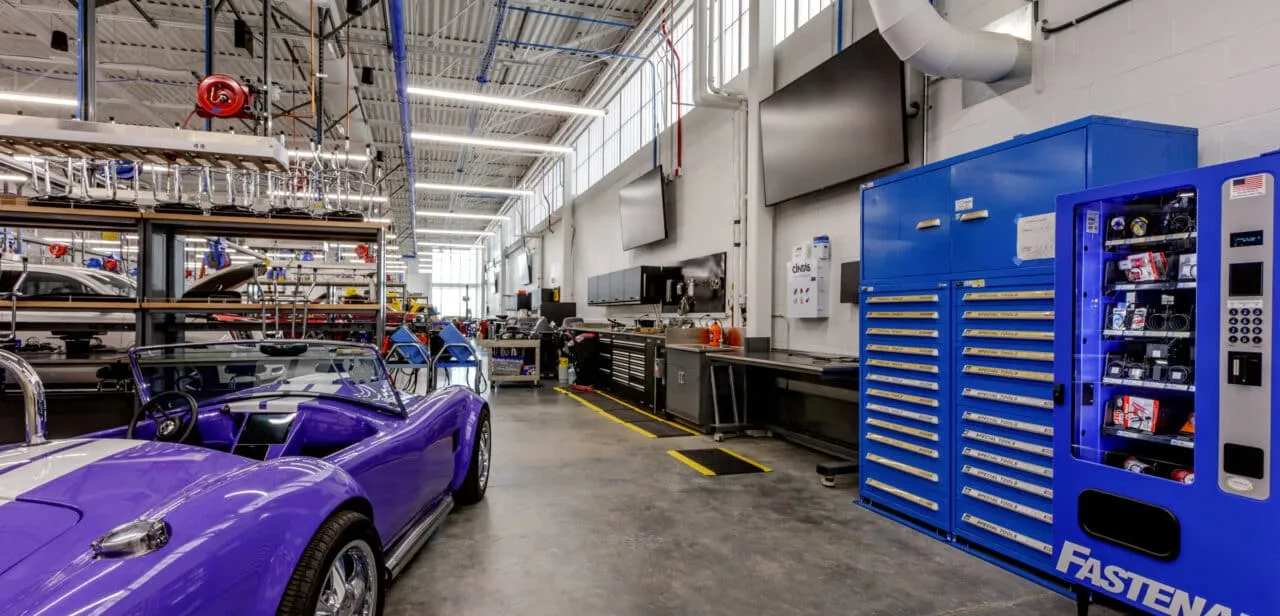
[705, 349, 858, 377]
[568, 326, 668, 340]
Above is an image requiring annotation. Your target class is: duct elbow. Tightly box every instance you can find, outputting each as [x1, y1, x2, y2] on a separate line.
[693, 0, 744, 110]
[870, 0, 1022, 83]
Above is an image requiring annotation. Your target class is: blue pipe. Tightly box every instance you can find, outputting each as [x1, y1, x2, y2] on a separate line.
[836, 0, 844, 51]
[389, 0, 417, 257]
[496, 40, 660, 168]
[477, 0, 509, 85]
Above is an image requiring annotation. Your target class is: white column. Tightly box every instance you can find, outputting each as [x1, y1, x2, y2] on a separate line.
[745, 0, 777, 345]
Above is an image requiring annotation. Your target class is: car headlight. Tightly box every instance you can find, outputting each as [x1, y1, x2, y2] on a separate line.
[91, 519, 171, 559]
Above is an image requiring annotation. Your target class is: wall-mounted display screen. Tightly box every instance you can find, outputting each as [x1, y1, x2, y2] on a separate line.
[619, 166, 669, 250]
[760, 31, 907, 206]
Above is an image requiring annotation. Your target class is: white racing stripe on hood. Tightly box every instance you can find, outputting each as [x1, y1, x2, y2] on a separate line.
[226, 399, 304, 413]
[0, 440, 87, 473]
[0, 439, 147, 501]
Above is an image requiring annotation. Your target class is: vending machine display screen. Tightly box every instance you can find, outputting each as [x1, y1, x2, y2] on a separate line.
[1229, 262, 1264, 296]
[1231, 230, 1265, 247]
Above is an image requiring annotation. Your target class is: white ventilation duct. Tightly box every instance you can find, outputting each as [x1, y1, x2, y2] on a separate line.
[693, 0, 744, 109]
[868, 0, 1021, 83]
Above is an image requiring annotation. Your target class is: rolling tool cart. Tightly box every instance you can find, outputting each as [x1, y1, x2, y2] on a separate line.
[859, 116, 1199, 584]
[1053, 153, 1280, 616]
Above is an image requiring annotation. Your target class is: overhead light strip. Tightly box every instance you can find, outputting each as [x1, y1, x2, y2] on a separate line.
[411, 132, 572, 154]
[415, 182, 532, 197]
[416, 229, 495, 236]
[406, 86, 604, 117]
[416, 211, 509, 221]
[417, 242, 485, 249]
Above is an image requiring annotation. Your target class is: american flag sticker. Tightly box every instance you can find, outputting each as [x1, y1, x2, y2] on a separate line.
[1229, 173, 1268, 200]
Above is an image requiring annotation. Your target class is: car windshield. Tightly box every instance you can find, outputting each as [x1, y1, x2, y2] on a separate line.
[129, 341, 404, 415]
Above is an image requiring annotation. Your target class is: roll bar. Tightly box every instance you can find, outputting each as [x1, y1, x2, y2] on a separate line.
[0, 349, 47, 446]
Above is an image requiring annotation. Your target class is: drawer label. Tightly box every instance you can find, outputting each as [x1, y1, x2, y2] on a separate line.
[866, 294, 939, 304]
[867, 418, 939, 442]
[866, 344, 939, 357]
[963, 290, 1055, 301]
[866, 374, 939, 391]
[866, 328, 939, 338]
[866, 453, 939, 482]
[962, 365, 1054, 383]
[963, 347, 1054, 362]
[866, 311, 939, 319]
[866, 478, 939, 511]
[866, 359, 939, 374]
[963, 310, 1055, 320]
[962, 447, 1054, 478]
[962, 388, 1054, 410]
[866, 403, 939, 425]
[866, 388, 938, 408]
[962, 411, 1054, 437]
[962, 465, 1053, 499]
[962, 430, 1053, 457]
[962, 329, 1054, 341]
[961, 514, 1053, 555]
[962, 486, 1053, 524]
[866, 432, 940, 458]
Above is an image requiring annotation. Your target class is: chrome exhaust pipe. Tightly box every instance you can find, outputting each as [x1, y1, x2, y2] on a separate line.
[0, 349, 47, 446]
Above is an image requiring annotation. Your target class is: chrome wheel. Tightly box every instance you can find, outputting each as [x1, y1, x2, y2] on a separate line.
[477, 419, 491, 490]
[315, 539, 378, 616]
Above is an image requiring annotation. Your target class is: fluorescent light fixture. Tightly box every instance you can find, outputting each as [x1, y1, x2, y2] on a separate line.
[0, 174, 27, 182]
[367, 218, 392, 224]
[416, 229, 495, 236]
[416, 211, 509, 221]
[0, 92, 77, 107]
[288, 150, 371, 163]
[417, 242, 485, 249]
[411, 132, 572, 154]
[415, 182, 532, 197]
[406, 86, 604, 117]
[268, 191, 388, 203]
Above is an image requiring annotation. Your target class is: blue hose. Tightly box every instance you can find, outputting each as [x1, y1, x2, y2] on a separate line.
[388, 0, 416, 256]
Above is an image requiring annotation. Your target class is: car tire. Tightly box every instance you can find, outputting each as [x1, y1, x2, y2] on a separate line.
[454, 408, 491, 506]
[277, 510, 385, 616]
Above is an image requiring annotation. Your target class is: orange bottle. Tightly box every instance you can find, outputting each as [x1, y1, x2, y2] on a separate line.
[708, 320, 723, 347]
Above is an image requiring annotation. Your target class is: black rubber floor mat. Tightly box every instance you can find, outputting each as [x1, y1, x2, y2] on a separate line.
[669, 448, 771, 476]
[631, 420, 693, 438]
[600, 407, 651, 423]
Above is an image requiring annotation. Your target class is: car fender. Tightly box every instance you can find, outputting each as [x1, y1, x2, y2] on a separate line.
[437, 386, 488, 491]
[13, 457, 372, 616]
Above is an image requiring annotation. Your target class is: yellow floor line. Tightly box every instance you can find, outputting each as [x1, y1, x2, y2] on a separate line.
[593, 389, 702, 436]
[717, 447, 772, 472]
[555, 387, 658, 438]
[667, 450, 717, 476]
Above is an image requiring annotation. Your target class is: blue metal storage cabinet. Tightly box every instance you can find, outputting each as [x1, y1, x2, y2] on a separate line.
[859, 116, 1198, 584]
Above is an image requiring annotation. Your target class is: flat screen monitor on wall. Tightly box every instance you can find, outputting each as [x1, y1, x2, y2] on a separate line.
[619, 166, 669, 250]
[515, 250, 533, 286]
[760, 30, 907, 206]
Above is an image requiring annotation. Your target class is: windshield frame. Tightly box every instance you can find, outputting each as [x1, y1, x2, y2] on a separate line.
[128, 340, 407, 417]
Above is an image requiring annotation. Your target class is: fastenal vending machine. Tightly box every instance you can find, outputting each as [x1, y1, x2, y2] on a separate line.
[1053, 152, 1280, 615]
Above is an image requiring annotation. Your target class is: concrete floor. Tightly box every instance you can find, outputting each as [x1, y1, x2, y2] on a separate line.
[386, 387, 1093, 616]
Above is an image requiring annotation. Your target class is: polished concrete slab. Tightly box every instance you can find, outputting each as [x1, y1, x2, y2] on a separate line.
[387, 387, 1098, 616]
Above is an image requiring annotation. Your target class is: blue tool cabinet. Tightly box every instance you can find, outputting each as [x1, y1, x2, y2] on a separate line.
[859, 116, 1198, 583]
[1053, 153, 1280, 615]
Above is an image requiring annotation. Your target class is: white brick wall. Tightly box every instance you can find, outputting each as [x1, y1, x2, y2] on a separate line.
[933, 0, 1280, 165]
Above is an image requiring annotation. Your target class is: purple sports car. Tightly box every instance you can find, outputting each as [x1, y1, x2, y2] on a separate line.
[0, 340, 491, 615]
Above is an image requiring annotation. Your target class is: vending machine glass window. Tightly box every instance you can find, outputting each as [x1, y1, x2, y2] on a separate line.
[1070, 186, 1199, 485]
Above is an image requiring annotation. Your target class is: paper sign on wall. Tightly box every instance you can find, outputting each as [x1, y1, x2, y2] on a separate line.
[1016, 213, 1055, 261]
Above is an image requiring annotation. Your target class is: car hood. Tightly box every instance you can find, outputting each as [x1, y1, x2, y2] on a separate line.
[0, 439, 250, 584]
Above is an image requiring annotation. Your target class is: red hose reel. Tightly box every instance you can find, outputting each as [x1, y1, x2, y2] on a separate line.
[195, 74, 253, 119]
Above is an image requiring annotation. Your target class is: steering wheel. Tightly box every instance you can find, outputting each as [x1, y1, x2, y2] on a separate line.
[128, 390, 199, 443]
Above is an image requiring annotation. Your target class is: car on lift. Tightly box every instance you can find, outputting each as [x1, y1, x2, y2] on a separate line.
[0, 340, 492, 615]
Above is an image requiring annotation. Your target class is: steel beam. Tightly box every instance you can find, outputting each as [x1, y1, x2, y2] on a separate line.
[76, 0, 96, 120]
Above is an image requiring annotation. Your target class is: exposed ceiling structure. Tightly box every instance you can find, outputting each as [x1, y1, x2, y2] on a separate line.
[0, 0, 655, 246]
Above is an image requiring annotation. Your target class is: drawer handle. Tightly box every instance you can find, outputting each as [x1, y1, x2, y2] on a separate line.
[957, 209, 990, 222]
[915, 218, 942, 230]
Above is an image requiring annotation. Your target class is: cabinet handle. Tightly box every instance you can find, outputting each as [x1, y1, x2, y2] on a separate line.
[957, 209, 990, 222]
[678, 370, 685, 384]
[916, 218, 942, 230]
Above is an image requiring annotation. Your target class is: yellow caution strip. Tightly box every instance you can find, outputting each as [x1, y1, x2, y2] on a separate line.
[716, 447, 773, 472]
[593, 389, 703, 436]
[667, 450, 716, 476]
[554, 387, 658, 439]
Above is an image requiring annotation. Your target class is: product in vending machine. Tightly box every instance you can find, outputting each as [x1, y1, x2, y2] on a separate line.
[1180, 411, 1196, 435]
[1171, 469, 1195, 484]
[1123, 456, 1154, 475]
